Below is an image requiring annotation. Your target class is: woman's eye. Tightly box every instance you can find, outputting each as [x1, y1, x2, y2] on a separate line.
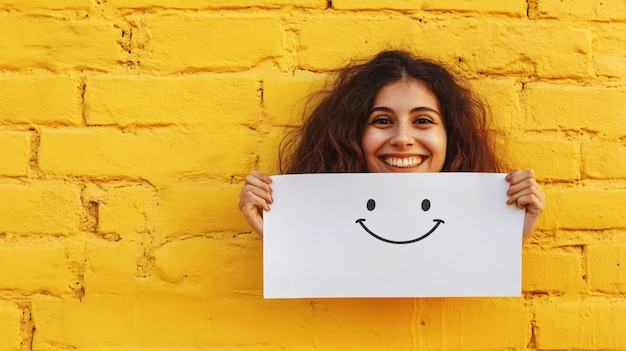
[372, 117, 393, 125]
[415, 117, 434, 124]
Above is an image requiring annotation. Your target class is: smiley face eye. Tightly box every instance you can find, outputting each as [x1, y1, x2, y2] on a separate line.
[421, 199, 431, 211]
[367, 199, 376, 211]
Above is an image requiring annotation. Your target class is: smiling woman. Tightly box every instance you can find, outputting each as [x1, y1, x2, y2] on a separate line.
[238, 50, 545, 242]
[362, 79, 447, 173]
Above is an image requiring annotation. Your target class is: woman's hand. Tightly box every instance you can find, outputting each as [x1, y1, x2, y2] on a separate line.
[506, 169, 546, 243]
[238, 172, 273, 236]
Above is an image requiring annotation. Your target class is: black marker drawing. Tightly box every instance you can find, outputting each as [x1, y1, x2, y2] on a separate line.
[356, 198, 445, 244]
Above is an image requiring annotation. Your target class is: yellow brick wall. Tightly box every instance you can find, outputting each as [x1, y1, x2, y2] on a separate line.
[0, 0, 625, 350]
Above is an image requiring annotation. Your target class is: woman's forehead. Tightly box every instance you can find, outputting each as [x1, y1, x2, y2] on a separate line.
[373, 79, 440, 109]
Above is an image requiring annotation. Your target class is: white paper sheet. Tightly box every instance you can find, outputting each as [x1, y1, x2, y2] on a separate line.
[263, 173, 524, 299]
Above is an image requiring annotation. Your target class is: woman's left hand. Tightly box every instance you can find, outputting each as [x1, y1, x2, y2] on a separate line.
[505, 169, 546, 242]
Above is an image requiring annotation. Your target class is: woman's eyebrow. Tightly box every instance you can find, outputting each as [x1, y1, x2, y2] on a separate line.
[371, 106, 441, 116]
[370, 106, 394, 113]
[411, 106, 441, 116]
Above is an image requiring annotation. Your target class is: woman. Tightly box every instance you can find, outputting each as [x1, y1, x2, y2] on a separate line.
[239, 50, 545, 241]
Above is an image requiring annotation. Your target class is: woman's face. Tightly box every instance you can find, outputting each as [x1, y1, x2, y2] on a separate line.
[361, 79, 447, 173]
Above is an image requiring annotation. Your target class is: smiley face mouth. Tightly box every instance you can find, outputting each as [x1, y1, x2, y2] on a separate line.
[355, 218, 445, 244]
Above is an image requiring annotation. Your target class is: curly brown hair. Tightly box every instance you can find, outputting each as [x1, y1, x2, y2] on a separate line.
[279, 50, 502, 174]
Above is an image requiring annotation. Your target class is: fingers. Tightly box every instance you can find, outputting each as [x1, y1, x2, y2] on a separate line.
[239, 187, 270, 212]
[238, 184, 271, 211]
[506, 169, 546, 215]
[238, 172, 273, 236]
[505, 168, 533, 184]
[240, 192, 265, 235]
[250, 172, 273, 186]
[238, 172, 273, 209]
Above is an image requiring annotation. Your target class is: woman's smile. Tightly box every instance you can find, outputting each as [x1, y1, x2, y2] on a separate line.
[382, 155, 424, 168]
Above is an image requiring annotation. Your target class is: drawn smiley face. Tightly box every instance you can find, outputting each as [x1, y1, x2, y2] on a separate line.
[355, 198, 445, 244]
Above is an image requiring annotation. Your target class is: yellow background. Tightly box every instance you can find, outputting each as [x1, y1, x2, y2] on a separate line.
[1, 0, 626, 350]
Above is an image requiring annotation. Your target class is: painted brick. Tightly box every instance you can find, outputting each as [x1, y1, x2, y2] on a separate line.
[0, 131, 29, 176]
[421, 0, 527, 15]
[107, 0, 325, 8]
[334, 0, 526, 15]
[536, 298, 626, 349]
[0, 76, 81, 125]
[587, 244, 626, 293]
[263, 77, 325, 126]
[531, 0, 626, 20]
[76, 347, 312, 351]
[523, 83, 626, 136]
[86, 76, 259, 127]
[191, 298, 314, 347]
[0, 16, 125, 72]
[0, 182, 81, 235]
[39, 127, 256, 182]
[413, 298, 530, 349]
[299, 16, 592, 78]
[583, 136, 626, 179]
[522, 247, 586, 293]
[158, 181, 249, 238]
[333, 0, 420, 10]
[298, 14, 422, 72]
[594, 24, 626, 77]
[470, 78, 521, 132]
[505, 134, 580, 181]
[543, 186, 626, 230]
[303, 299, 414, 350]
[0, 302, 20, 351]
[98, 184, 158, 237]
[83, 240, 143, 294]
[257, 126, 289, 175]
[420, 19, 592, 78]
[0, 242, 71, 295]
[152, 235, 262, 297]
[0, 0, 93, 10]
[32, 294, 215, 348]
[538, 230, 626, 248]
[144, 14, 284, 73]
[31, 294, 313, 348]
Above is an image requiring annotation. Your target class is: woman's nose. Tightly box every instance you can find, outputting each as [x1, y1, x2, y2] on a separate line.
[390, 124, 414, 147]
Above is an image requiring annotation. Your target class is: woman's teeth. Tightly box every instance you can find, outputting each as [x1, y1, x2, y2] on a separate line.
[384, 157, 423, 168]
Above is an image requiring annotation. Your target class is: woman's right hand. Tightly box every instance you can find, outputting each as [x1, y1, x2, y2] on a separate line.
[238, 172, 273, 236]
